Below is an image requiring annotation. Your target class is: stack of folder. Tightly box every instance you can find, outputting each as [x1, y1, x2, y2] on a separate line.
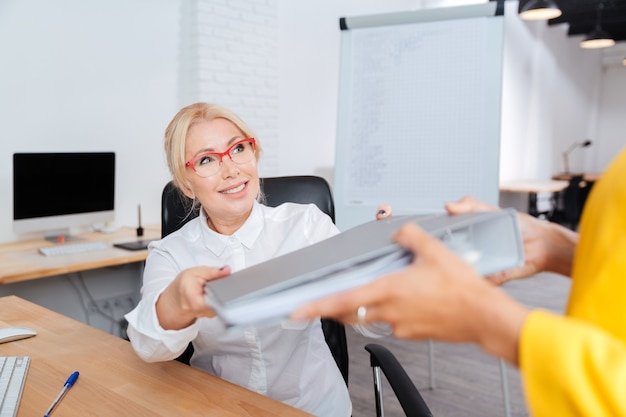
[204, 210, 524, 328]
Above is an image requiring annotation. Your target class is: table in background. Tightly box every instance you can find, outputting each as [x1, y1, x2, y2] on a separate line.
[552, 172, 602, 182]
[0, 226, 161, 285]
[0, 295, 312, 417]
[499, 179, 569, 217]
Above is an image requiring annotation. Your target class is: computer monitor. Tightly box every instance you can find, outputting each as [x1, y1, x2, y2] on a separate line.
[13, 152, 116, 241]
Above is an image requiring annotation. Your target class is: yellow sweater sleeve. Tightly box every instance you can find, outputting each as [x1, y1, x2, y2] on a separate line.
[520, 310, 626, 417]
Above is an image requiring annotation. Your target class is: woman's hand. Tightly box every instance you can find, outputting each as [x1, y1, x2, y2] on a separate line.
[156, 266, 231, 330]
[376, 203, 392, 220]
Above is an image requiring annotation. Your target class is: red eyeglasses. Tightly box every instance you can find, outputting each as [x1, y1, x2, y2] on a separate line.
[185, 138, 257, 177]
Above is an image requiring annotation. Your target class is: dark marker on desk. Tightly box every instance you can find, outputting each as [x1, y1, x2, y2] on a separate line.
[136, 204, 144, 237]
[43, 371, 79, 417]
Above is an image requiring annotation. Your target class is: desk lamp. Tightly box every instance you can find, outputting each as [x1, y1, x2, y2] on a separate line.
[562, 140, 592, 174]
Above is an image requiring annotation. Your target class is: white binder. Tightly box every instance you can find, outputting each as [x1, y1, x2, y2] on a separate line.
[204, 209, 524, 328]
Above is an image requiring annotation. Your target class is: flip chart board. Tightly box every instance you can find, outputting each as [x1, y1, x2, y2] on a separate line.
[334, 2, 505, 231]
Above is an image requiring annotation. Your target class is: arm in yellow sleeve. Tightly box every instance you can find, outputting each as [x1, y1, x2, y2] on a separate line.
[520, 310, 626, 417]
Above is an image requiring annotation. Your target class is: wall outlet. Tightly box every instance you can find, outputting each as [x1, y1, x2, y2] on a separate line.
[87, 294, 137, 337]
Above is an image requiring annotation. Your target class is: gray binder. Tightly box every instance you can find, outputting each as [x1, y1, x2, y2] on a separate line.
[204, 209, 524, 328]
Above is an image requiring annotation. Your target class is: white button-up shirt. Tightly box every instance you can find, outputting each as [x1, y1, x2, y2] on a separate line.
[125, 201, 351, 417]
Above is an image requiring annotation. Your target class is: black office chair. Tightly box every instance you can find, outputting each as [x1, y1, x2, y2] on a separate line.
[161, 176, 348, 384]
[549, 174, 591, 230]
[365, 344, 433, 417]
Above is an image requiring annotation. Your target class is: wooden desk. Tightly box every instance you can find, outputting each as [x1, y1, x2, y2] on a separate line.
[0, 226, 161, 285]
[552, 172, 602, 182]
[499, 179, 569, 194]
[0, 295, 312, 417]
[500, 180, 569, 217]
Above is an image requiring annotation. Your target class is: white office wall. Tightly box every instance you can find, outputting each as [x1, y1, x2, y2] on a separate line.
[498, 2, 603, 182]
[596, 59, 626, 170]
[179, 0, 282, 174]
[0, 0, 177, 243]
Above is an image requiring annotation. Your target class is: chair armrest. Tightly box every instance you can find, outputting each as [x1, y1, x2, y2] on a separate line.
[365, 343, 433, 417]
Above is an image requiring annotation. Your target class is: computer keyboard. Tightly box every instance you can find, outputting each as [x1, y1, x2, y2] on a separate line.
[39, 241, 109, 256]
[0, 356, 30, 417]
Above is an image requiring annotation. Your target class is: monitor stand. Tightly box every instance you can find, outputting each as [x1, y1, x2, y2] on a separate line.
[44, 228, 84, 244]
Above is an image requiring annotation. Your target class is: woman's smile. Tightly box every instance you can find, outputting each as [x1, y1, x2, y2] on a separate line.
[220, 181, 247, 195]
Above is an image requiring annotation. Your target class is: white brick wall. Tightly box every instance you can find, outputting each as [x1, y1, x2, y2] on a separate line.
[180, 0, 280, 174]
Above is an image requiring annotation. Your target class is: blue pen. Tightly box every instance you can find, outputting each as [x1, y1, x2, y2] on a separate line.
[43, 371, 79, 417]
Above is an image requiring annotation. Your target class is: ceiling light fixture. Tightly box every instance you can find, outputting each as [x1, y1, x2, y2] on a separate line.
[518, 0, 562, 21]
[580, 2, 615, 49]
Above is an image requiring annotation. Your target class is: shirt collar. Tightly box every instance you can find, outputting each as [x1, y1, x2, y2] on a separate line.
[199, 201, 264, 255]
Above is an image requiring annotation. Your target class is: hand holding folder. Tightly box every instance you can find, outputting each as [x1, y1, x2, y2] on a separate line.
[204, 210, 524, 328]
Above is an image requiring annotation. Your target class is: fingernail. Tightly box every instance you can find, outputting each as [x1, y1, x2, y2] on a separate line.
[290, 311, 306, 321]
[377, 210, 387, 216]
[219, 265, 227, 271]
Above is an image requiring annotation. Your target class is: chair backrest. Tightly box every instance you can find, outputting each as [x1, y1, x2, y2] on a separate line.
[562, 174, 585, 227]
[161, 180, 200, 239]
[161, 176, 349, 385]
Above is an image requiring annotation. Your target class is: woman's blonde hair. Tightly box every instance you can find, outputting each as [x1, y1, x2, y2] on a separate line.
[164, 102, 263, 194]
